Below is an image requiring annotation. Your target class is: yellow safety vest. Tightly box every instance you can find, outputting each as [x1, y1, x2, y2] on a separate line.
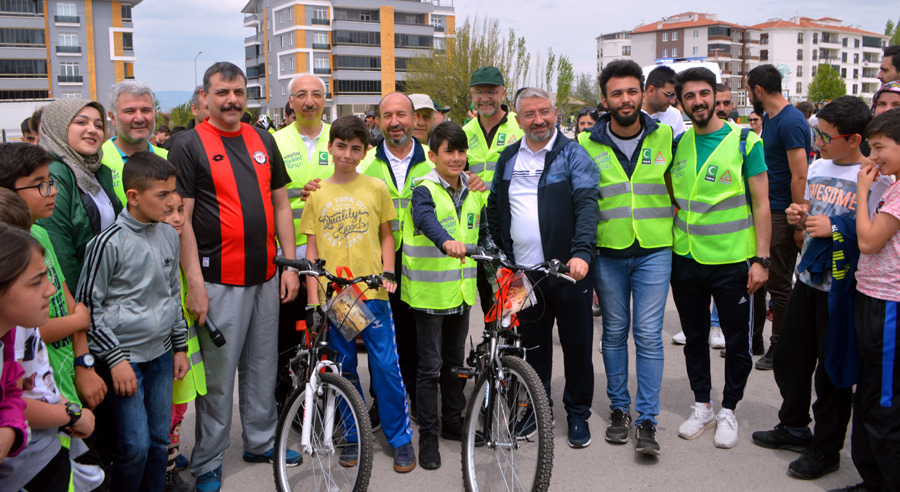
[578, 126, 674, 249]
[273, 122, 333, 246]
[173, 269, 207, 404]
[400, 178, 483, 310]
[463, 115, 523, 185]
[101, 139, 169, 206]
[670, 122, 759, 264]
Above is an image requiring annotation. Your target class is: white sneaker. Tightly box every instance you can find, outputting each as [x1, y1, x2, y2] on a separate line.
[598, 341, 603, 353]
[672, 331, 686, 345]
[714, 408, 738, 448]
[709, 326, 725, 349]
[678, 402, 716, 439]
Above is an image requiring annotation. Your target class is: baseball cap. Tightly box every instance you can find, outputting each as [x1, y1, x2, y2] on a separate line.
[364, 110, 376, 118]
[409, 94, 435, 112]
[470, 66, 505, 87]
[432, 100, 451, 113]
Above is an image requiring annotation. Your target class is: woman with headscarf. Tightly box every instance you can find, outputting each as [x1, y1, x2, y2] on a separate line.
[36, 98, 122, 284]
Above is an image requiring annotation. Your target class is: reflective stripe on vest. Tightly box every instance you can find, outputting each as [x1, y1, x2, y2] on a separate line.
[400, 178, 484, 310]
[670, 122, 759, 264]
[101, 139, 169, 207]
[273, 123, 333, 246]
[578, 127, 674, 249]
[174, 270, 207, 404]
[463, 117, 523, 185]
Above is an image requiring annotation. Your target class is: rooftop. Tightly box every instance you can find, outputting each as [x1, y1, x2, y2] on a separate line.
[751, 17, 884, 37]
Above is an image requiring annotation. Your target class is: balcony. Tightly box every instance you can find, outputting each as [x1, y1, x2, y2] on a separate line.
[54, 15, 79, 24]
[58, 75, 83, 83]
[314, 67, 331, 74]
[312, 43, 330, 50]
[432, 25, 444, 32]
[311, 18, 329, 25]
[56, 46, 81, 54]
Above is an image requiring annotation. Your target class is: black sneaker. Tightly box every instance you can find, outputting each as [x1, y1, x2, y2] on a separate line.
[368, 400, 381, 432]
[634, 420, 660, 456]
[419, 433, 441, 470]
[605, 409, 632, 444]
[756, 344, 776, 370]
[827, 483, 867, 492]
[752, 340, 765, 356]
[440, 419, 463, 441]
[164, 469, 192, 492]
[751, 423, 812, 452]
[788, 448, 839, 480]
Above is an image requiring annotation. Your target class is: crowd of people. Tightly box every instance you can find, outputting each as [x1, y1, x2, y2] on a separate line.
[0, 43, 899, 492]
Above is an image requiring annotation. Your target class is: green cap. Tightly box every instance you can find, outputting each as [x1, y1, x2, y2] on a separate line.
[432, 99, 451, 112]
[470, 66, 505, 87]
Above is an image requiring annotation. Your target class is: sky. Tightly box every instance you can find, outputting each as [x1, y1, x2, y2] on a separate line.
[133, 0, 897, 93]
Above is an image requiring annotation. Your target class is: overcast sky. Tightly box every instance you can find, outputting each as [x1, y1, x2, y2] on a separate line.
[132, 0, 897, 93]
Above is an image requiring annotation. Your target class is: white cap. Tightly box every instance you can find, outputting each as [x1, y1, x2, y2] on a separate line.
[409, 93, 435, 112]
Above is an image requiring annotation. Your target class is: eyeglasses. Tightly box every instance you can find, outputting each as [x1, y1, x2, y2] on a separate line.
[520, 108, 554, 120]
[14, 179, 56, 197]
[813, 126, 853, 144]
[577, 108, 598, 119]
[289, 91, 324, 99]
[748, 117, 760, 123]
[661, 90, 677, 100]
[472, 89, 499, 98]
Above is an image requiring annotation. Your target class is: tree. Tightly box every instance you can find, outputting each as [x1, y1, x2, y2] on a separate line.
[807, 64, 847, 103]
[571, 72, 601, 107]
[555, 56, 574, 120]
[405, 16, 532, 124]
[544, 47, 556, 92]
[886, 18, 900, 45]
[168, 101, 193, 127]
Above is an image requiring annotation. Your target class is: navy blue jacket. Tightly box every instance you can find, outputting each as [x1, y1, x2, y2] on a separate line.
[487, 130, 600, 265]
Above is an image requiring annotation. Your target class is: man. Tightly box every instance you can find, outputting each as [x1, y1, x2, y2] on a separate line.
[168, 62, 300, 492]
[163, 87, 209, 151]
[488, 87, 600, 449]
[271, 74, 332, 409]
[579, 60, 672, 456]
[20, 118, 34, 144]
[642, 65, 686, 137]
[715, 84, 734, 122]
[152, 125, 171, 147]
[283, 101, 295, 127]
[433, 101, 451, 125]
[877, 45, 899, 85]
[409, 94, 436, 143]
[747, 64, 812, 371]
[669, 67, 770, 449]
[365, 110, 382, 147]
[102, 80, 169, 205]
[463, 66, 525, 321]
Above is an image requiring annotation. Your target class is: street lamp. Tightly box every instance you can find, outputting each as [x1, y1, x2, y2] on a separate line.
[194, 51, 203, 87]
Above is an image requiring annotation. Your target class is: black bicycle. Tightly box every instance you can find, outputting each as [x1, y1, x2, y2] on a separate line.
[272, 257, 382, 492]
[455, 246, 574, 492]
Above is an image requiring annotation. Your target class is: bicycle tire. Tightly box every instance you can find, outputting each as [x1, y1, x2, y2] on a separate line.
[273, 372, 374, 492]
[461, 355, 553, 492]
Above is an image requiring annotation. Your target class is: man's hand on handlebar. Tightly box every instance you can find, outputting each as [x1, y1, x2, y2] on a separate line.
[566, 257, 588, 282]
[443, 240, 467, 261]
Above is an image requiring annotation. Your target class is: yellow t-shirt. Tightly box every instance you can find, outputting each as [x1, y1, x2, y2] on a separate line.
[299, 174, 397, 301]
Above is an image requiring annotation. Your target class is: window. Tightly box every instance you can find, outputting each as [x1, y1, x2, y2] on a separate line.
[395, 58, 410, 71]
[812, 65, 817, 76]
[313, 7, 327, 19]
[315, 32, 327, 44]
[333, 30, 379, 46]
[59, 32, 77, 46]
[0, 59, 46, 77]
[56, 2, 75, 16]
[334, 55, 380, 70]
[813, 49, 818, 60]
[60, 61, 79, 77]
[622, 46, 631, 56]
[121, 3, 132, 22]
[360, 11, 370, 21]
[798, 32, 803, 43]
[842, 37, 848, 47]
[245, 45, 259, 58]
[813, 32, 818, 44]
[708, 26, 731, 37]
[662, 33, 667, 42]
[672, 32, 678, 41]
[797, 49, 803, 60]
[796, 82, 802, 93]
[853, 68, 859, 79]
[854, 38, 860, 48]
[122, 32, 133, 51]
[0, 28, 44, 46]
[693, 46, 698, 55]
[842, 52, 847, 63]
[662, 48, 668, 57]
[61, 91, 80, 98]
[395, 34, 432, 49]
[852, 84, 858, 95]
[797, 65, 802, 76]
[841, 68, 847, 78]
[693, 29, 699, 38]
[280, 55, 294, 71]
[434, 38, 445, 51]
[760, 33, 769, 45]
[760, 49, 768, 61]
[0, 89, 48, 100]
[281, 81, 286, 96]
[0, 0, 44, 16]
[314, 57, 328, 69]
[854, 53, 859, 64]
[334, 80, 381, 95]
[672, 48, 678, 57]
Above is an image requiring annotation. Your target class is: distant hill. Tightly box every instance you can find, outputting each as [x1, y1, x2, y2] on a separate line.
[155, 90, 193, 112]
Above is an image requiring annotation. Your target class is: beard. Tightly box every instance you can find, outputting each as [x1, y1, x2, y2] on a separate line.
[716, 109, 729, 120]
[751, 98, 765, 118]
[689, 103, 711, 129]
[611, 104, 640, 128]
[524, 121, 553, 143]
[384, 125, 412, 147]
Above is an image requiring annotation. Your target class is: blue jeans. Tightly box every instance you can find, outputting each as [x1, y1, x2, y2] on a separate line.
[712, 303, 720, 327]
[592, 249, 671, 425]
[100, 350, 172, 492]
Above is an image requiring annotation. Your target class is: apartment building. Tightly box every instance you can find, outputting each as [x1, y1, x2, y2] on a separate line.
[752, 17, 889, 102]
[241, 0, 455, 123]
[596, 30, 631, 74]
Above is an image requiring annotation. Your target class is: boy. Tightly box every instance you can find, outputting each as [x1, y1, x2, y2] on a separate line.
[850, 108, 900, 491]
[752, 97, 892, 480]
[401, 121, 485, 469]
[299, 115, 416, 473]
[77, 151, 189, 491]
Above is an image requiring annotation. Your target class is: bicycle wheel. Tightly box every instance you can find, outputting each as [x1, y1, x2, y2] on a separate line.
[461, 355, 554, 492]
[274, 372, 374, 492]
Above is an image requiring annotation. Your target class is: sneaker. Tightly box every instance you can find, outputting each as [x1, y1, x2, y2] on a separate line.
[339, 444, 359, 467]
[789, 448, 840, 480]
[419, 433, 441, 470]
[827, 483, 867, 492]
[752, 340, 765, 356]
[709, 326, 725, 349]
[440, 419, 463, 441]
[164, 468, 192, 492]
[751, 423, 812, 452]
[71, 462, 105, 492]
[678, 402, 716, 439]
[604, 409, 632, 444]
[243, 448, 303, 467]
[714, 408, 738, 448]
[567, 417, 591, 448]
[634, 420, 661, 456]
[672, 331, 686, 345]
[598, 341, 603, 353]
[368, 400, 381, 432]
[195, 467, 222, 492]
[393, 442, 417, 473]
[756, 343, 776, 370]
[175, 453, 189, 471]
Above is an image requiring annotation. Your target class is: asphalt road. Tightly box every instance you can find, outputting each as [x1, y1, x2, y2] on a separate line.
[174, 288, 862, 491]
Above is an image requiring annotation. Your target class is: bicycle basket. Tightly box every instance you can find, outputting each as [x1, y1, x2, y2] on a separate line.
[326, 284, 376, 342]
[501, 270, 537, 317]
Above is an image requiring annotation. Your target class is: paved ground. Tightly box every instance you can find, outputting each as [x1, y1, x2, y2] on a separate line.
[175, 290, 862, 491]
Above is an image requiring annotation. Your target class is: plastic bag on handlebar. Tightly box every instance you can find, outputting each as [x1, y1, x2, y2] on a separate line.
[498, 269, 538, 317]
[327, 285, 376, 342]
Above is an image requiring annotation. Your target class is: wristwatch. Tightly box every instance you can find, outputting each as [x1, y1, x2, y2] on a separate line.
[74, 353, 95, 369]
[64, 402, 82, 427]
[751, 256, 772, 268]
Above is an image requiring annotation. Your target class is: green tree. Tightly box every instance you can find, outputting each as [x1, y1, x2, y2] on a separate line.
[886, 18, 900, 45]
[555, 56, 574, 120]
[405, 15, 532, 123]
[571, 72, 600, 107]
[544, 47, 556, 92]
[807, 64, 847, 103]
[169, 101, 193, 127]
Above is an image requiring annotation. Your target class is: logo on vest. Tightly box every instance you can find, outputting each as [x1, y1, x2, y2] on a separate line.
[508, 134, 518, 145]
[704, 165, 719, 182]
[318, 151, 329, 165]
[719, 170, 733, 184]
[467, 213, 475, 230]
[497, 133, 507, 146]
[641, 148, 651, 165]
[253, 151, 267, 165]
[468, 135, 480, 150]
[655, 151, 667, 165]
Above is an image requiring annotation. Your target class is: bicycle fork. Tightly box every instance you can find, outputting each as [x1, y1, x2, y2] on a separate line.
[300, 360, 341, 455]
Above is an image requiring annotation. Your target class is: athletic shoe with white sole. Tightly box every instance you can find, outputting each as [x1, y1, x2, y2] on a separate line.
[672, 331, 686, 345]
[709, 326, 725, 349]
[678, 402, 716, 439]
[714, 408, 739, 448]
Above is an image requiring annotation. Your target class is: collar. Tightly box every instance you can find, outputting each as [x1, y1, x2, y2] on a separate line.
[375, 138, 427, 167]
[519, 129, 558, 157]
[294, 122, 324, 141]
[117, 206, 156, 232]
[384, 143, 414, 165]
[112, 137, 156, 159]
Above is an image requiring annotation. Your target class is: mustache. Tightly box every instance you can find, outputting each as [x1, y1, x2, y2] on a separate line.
[220, 104, 243, 112]
[692, 103, 709, 112]
[387, 124, 408, 133]
[301, 105, 318, 112]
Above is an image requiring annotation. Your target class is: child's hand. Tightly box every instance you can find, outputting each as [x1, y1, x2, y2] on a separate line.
[173, 351, 189, 381]
[805, 215, 833, 238]
[381, 271, 397, 294]
[785, 203, 809, 226]
[858, 164, 879, 192]
[75, 365, 107, 409]
[69, 407, 95, 438]
[72, 302, 91, 331]
[442, 240, 467, 260]
[110, 361, 137, 397]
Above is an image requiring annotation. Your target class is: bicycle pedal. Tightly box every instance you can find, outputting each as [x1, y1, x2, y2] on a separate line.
[451, 366, 475, 379]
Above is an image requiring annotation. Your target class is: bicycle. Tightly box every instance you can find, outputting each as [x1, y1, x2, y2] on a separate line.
[455, 246, 575, 492]
[272, 256, 384, 492]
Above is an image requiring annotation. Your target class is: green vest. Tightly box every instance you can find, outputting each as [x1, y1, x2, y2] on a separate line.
[400, 179, 483, 310]
[671, 122, 758, 264]
[173, 269, 207, 404]
[273, 122, 333, 246]
[463, 115, 523, 185]
[359, 145, 434, 250]
[579, 127, 675, 249]
[101, 139, 169, 206]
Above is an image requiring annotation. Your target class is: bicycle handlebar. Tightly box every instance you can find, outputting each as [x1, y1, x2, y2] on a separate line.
[464, 245, 575, 283]
[273, 257, 384, 290]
